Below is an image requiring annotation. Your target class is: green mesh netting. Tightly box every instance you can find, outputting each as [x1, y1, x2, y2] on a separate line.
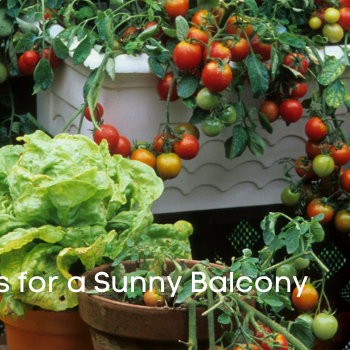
[313, 242, 346, 280]
[226, 220, 259, 252]
[340, 280, 350, 304]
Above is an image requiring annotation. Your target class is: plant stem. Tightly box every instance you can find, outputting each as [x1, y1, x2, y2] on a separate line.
[187, 299, 198, 350]
[61, 104, 86, 132]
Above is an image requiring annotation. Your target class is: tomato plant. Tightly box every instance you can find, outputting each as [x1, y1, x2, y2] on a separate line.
[305, 140, 328, 160]
[313, 154, 335, 177]
[112, 135, 132, 157]
[130, 149, 156, 168]
[156, 153, 182, 179]
[250, 35, 272, 61]
[191, 10, 216, 31]
[225, 38, 249, 62]
[312, 313, 338, 340]
[261, 334, 288, 350]
[276, 264, 297, 286]
[329, 143, 350, 166]
[338, 7, 350, 30]
[341, 169, 350, 192]
[293, 258, 310, 269]
[172, 134, 200, 160]
[143, 289, 165, 307]
[307, 198, 334, 225]
[145, 22, 163, 39]
[202, 118, 222, 137]
[174, 123, 200, 139]
[287, 82, 308, 98]
[39, 48, 62, 69]
[84, 103, 104, 122]
[323, 23, 344, 43]
[334, 209, 350, 233]
[186, 27, 210, 51]
[259, 101, 279, 123]
[18, 54, 36, 74]
[23, 50, 39, 67]
[280, 187, 300, 206]
[292, 284, 318, 311]
[295, 156, 315, 179]
[173, 41, 202, 71]
[203, 41, 231, 62]
[164, 0, 189, 19]
[202, 61, 232, 93]
[283, 53, 308, 75]
[93, 124, 119, 151]
[157, 74, 179, 102]
[226, 16, 253, 38]
[305, 117, 328, 141]
[196, 88, 219, 110]
[279, 99, 303, 123]
[220, 105, 237, 126]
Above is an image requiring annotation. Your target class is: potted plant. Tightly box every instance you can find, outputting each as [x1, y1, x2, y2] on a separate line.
[0, 130, 193, 349]
[78, 211, 336, 350]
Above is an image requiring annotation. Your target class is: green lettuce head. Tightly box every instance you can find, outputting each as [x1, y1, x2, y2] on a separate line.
[0, 131, 192, 319]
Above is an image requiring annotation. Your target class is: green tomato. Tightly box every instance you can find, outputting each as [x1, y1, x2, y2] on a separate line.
[296, 314, 314, 328]
[220, 105, 237, 126]
[294, 257, 310, 269]
[323, 23, 344, 44]
[313, 154, 335, 177]
[312, 313, 338, 340]
[276, 264, 297, 287]
[281, 187, 300, 206]
[202, 118, 223, 137]
[0, 63, 7, 84]
[310, 221, 325, 242]
[113, 40, 123, 51]
[196, 88, 220, 110]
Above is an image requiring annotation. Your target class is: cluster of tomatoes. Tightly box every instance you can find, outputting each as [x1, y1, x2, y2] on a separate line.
[18, 48, 62, 74]
[89, 103, 200, 180]
[309, 0, 350, 43]
[281, 115, 350, 233]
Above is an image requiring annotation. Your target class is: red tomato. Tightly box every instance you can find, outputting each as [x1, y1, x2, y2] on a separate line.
[307, 198, 334, 225]
[287, 82, 308, 98]
[173, 134, 200, 160]
[23, 50, 39, 66]
[338, 7, 350, 30]
[202, 61, 232, 92]
[305, 140, 328, 160]
[39, 48, 62, 69]
[44, 8, 58, 20]
[157, 73, 179, 102]
[93, 124, 120, 151]
[295, 156, 315, 179]
[279, 99, 303, 123]
[225, 38, 249, 62]
[186, 27, 211, 51]
[18, 55, 36, 74]
[261, 333, 288, 350]
[84, 103, 104, 122]
[164, 0, 189, 19]
[340, 0, 350, 7]
[153, 133, 174, 154]
[305, 117, 328, 141]
[341, 169, 350, 192]
[145, 22, 163, 39]
[283, 53, 309, 75]
[329, 143, 350, 166]
[250, 35, 273, 61]
[249, 324, 272, 343]
[112, 135, 132, 157]
[203, 41, 232, 63]
[226, 16, 253, 38]
[173, 41, 202, 71]
[259, 100, 279, 123]
[192, 10, 217, 31]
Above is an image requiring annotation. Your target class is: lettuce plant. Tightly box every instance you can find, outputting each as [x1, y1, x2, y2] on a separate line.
[0, 131, 192, 319]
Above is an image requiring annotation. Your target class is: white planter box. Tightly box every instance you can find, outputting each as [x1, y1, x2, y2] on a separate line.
[37, 52, 350, 214]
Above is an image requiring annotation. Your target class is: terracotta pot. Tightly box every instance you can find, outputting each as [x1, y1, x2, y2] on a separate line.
[1, 308, 94, 350]
[79, 260, 256, 350]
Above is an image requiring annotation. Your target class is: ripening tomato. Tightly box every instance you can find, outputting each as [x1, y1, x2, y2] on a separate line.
[93, 124, 120, 151]
[287, 82, 308, 98]
[283, 53, 308, 75]
[84, 103, 104, 122]
[144, 289, 165, 307]
[259, 101, 279, 123]
[249, 324, 272, 344]
[329, 143, 350, 166]
[323, 23, 344, 43]
[305, 117, 328, 141]
[341, 169, 350, 192]
[18, 55, 36, 74]
[192, 10, 217, 31]
[203, 41, 232, 63]
[313, 154, 335, 177]
[292, 284, 318, 311]
[250, 35, 273, 61]
[261, 333, 288, 350]
[303, 184, 323, 205]
[225, 38, 249, 62]
[186, 27, 211, 51]
[307, 198, 334, 225]
[174, 123, 200, 139]
[173, 134, 200, 160]
[295, 156, 315, 179]
[338, 7, 350, 30]
[157, 74, 179, 102]
[173, 41, 202, 71]
[23, 50, 39, 67]
[145, 22, 163, 39]
[226, 16, 253, 38]
[156, 153, 182, 179]
[164, 0, 189, 19]
[202, 61, 232, 92]
[131, 149, 156, 168]
[305, 140, 328, 160]
[112, 135, 132, 157]
[279, 99, 303, 123]
[334, 209, 350, 233]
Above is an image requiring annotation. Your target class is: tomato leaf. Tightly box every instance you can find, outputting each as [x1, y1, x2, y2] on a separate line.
[162, 26, 176, 38]
[5, 36, 18, 75]
[285, 226, 300, 254]
[218, 313, 231, 325]
[149, 57, 166, 78]
[175, 16, 189, 42]
[177, 74, 198, 98]
[325, 79, 345, 108]
[261, 214, 278, 245]
[72, 34, 92, 65]
[98, 16, 113, 42]
[15, 32, 37, 53]
[258, 112, 273, 134]
[263, 296, 284, 307]
[318, 56, 345, 86]
[106, 57, 115, 81]
[182, 96, 196, 108]
[277, 32, 306, 48]
[33, 58, 54, 91]
[197, 0, 219, 10]
[290, 320, 315, 350]
[16, 17, 39, 35]
[241, 261, 258, 278]
[246, 55, 269, 99]
[83, 68, 98, 99]
[175, 280, 194, 304]
[0, 9, 14, 37]
[224, 125, 247, 159]
[344, 90, 350, 111]
[246, 127, 265, 156]
[190, 107, 209, 124]
[139, 25, 158, 41]
[52, 37, 69, 59]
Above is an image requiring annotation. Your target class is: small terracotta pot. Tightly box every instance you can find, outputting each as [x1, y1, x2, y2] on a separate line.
[1, 308, 94, 350]
[79, 260, 256, 350]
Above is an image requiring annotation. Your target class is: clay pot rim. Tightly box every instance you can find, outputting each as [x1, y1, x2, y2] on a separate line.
[79, 259, 220, 313]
